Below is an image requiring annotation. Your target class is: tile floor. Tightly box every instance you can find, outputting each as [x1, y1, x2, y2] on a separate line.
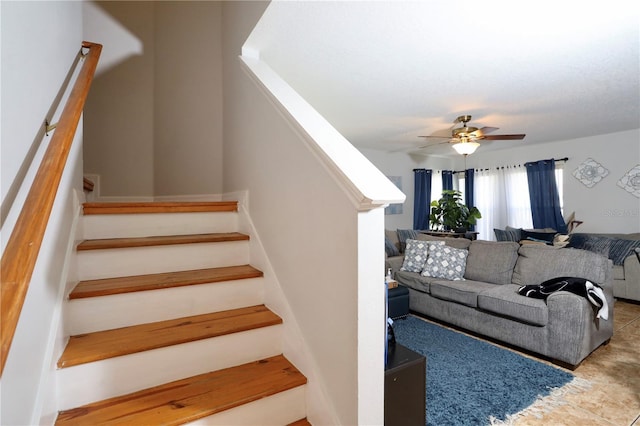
[510, 299, 640, 425]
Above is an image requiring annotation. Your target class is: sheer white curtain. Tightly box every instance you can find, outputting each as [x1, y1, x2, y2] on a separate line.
[475, 166, 533, 240]
[430, 173, 443, 204]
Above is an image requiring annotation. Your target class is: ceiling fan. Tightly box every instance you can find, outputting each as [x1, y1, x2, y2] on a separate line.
[419, 115, 526, 155]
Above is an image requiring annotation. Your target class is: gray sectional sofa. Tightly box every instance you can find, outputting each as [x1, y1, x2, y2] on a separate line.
[567, 232, 640, 302]
[386, 234, 614, 367]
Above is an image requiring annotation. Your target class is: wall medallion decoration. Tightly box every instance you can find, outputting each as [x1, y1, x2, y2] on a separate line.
[617, 165, 640, 198]
[572, 158, 609, 188]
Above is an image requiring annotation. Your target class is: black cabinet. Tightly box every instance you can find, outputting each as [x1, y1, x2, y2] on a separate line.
[384, 343, 426, 426]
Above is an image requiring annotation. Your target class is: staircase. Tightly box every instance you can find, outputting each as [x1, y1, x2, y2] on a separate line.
[55, 201, 309, 425]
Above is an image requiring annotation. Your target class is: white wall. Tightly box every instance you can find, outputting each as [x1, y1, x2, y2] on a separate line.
[0, 1, 81, 217]
[223, 5, 355, 422]
[83, 1, 155, 198]
[362, 129, 640, 234]
[222, 2, 405, 424]
[360, 149, 456, 230]
[0, 2, 84, 424]
[154, 2, 223, 197]
[457, 130, 640, 233]
[83, 1, 224, 199]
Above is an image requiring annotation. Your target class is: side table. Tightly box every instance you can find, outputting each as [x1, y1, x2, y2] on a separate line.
[385, 343, 426, 426]
[420, 230, 478, 240]
[388, 286, 410, 319]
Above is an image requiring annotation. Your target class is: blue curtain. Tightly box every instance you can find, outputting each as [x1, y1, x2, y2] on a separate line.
[464, 169, 475, 231]
[464, 169, 474, 207]
[442, 170, 453, 191]
[413, 169, 432, 230]
[525, 159, 567, 233]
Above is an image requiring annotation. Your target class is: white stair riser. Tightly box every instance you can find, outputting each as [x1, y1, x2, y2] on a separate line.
[187, 386, 307, 426]
[66, 278, 265, 334]
[83, 212, 239, 240]
[57, 325, 283, 410]
[77, 241, 249, 280]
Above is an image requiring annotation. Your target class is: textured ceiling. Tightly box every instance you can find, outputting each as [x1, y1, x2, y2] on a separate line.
[245, 1, 640, 156]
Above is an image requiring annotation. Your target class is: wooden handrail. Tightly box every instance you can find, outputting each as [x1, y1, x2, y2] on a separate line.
[0, 41, 102, 376]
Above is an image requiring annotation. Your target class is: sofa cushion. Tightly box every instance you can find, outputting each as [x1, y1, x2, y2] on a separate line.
[477, 284, 548, 326]
[416, 233, 472, 249]
[465, 240, 520, 285]
[512, 245, 609, 286]
[400, 239, 442, 273]
[421, 243, 468, 280]
[385, 229, 401, 251]
[395, 270, 437, 294]
[430, 280, 498, 308]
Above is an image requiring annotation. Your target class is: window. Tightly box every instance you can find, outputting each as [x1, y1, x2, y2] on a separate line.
[471, 164, 564, 240]
[419, 163, 564, 239]
[430, 174, 443, 205]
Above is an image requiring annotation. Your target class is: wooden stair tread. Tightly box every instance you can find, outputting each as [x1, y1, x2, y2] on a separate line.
[83, 201, 238, 215]
[70, 265, 263, 299]
[58, 305, 281, 368]
[55, 354, 306, 426]
[77, 232, 249, 251]
[83, 177, 94, 192]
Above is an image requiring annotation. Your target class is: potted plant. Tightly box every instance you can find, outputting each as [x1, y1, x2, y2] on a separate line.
[429, 189, 481, 232]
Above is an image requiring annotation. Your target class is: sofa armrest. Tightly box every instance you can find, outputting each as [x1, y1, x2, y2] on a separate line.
[385, 255, 405, 278]
[622, 254, 640, 300]
[545, 261, 614, 366]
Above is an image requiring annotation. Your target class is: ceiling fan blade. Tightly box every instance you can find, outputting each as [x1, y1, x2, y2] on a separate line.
[418, 135, 450, 139]
[482, 134, 526, 140]
[468, 126, 499, 138]
[407, 140, 452, 152]
[477, 126, 499, 135]
[389, 139, 450, 153]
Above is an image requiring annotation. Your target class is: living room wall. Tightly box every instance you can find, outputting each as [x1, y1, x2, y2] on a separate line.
[361, 129, 639, 235]
[360, 149, 456, 230]
[460, 129, 639, 234]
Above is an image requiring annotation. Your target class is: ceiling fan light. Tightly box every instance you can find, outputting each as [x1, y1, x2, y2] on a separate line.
[452, 141, 480, 155]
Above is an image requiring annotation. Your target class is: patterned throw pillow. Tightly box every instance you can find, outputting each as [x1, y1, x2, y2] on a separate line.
[608, 238, 640, 265]
[421, 243, 469, 280]
[571, 234, 640, 265]
[400, 239, 444, 273]
[505, 226, 523, 242]
[494, 227, 522, 242]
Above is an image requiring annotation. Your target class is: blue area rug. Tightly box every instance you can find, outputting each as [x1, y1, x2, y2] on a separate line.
[393, 316, 574, 425]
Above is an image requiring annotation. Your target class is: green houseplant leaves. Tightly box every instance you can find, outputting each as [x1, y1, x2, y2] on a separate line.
[429, 189, 481, 232]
